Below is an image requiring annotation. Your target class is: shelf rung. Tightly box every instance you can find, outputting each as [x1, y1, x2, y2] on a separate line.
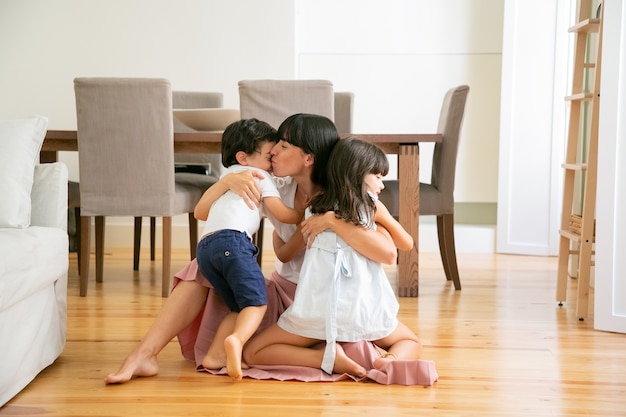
[565, 92, 594, 101]
[560, 229, 581, 242]
[561, 232, 597, 246]
[568, 18, 600, 33]
[561, 163, 587, 170]
[568, 250, 596, 256]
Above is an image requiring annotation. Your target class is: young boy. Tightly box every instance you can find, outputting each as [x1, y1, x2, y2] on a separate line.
[194, 118, 303, 381]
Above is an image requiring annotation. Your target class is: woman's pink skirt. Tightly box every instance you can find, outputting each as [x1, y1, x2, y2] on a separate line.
[173, 259, 296, 366]
[173, 259, 438, 386]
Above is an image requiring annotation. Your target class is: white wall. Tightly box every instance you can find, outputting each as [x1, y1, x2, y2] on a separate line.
[0, 0, 295, 180]
[0, 0, 296, 249]
[0, 0, 503, 252]
[295, 0, 503, 204]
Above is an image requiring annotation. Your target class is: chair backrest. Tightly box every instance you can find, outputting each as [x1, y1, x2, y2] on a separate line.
[334, 91, 354, 134]
[430, 85, 470, 211]
[74, 77, 178, 217]
[173, 90, 223, 109]
[238, 80, 335, 129]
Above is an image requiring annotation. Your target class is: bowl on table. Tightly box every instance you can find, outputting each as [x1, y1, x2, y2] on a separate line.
[173, 108, 240, 131]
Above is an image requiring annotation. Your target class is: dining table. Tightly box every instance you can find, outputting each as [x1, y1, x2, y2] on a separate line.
[42, 129, 441, 297]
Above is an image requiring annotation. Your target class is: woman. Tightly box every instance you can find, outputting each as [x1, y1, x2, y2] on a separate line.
[105, 114, 419, 384]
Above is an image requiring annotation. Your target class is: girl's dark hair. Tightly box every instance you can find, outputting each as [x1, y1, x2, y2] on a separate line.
[221, 118, 277, 167]
[310, 137, 389, 227]
[276, 113, 340, 187]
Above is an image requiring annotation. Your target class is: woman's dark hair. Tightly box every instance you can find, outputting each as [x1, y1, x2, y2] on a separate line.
[276, 113, 340, 187]
[310, 137, 389, 227]
[221, 118, 277, 168]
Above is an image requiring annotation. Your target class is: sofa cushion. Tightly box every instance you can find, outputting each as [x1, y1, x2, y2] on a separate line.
[0, 116, 48, 228]
[0, 227, 68, 311]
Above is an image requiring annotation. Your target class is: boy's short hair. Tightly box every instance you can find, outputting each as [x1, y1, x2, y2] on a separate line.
[221, 118, 277, 168]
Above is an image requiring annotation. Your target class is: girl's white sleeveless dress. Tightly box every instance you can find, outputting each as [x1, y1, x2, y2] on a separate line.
[277, 211, 399, 374]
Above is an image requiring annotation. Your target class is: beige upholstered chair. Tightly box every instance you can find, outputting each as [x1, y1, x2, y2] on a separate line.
[74, 77, 203, 297]
[333, 91, 354, 135]
[379, 85, 469, 291]
[67, 91, 223, 273]
[238, 79, 335, 128]
[238, 79, 338, 264]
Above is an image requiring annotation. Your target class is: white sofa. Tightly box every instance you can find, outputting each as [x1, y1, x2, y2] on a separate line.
[0, 116, 69, 407]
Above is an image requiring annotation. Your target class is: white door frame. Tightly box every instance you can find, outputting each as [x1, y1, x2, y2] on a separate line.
[497, 0, 572, 256]
[594, 0, 626, 333]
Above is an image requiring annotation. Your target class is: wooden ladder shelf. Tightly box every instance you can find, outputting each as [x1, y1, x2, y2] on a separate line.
[556, 0, 603, 321]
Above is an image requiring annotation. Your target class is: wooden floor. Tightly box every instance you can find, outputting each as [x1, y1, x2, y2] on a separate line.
[1, 249, 625, 417]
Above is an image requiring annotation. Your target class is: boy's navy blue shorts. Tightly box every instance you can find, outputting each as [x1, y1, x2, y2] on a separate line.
[196, 230, 267, 312]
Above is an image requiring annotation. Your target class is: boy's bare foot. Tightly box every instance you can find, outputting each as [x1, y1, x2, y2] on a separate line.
[373, 352, 398, 369]
[224, 334, 244, 382]
[104, 350, 159, 384]
[333, 344, 366, 377]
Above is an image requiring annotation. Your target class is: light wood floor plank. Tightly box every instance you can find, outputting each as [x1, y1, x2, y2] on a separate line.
[1, 249, 625, 417]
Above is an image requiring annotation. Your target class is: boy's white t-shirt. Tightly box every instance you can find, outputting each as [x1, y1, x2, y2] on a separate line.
[200, 165, 280, 239]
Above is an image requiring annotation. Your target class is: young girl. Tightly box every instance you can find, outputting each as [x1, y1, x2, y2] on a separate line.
[243, 137, 421, 377]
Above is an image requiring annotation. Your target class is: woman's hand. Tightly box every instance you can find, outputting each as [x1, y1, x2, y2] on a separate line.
[222, 170, 265, 209]
[194, 169, 265, 220]
[301, 211, 336, 248]
[302, 210, 398, 264]
[273, 226, 305, 263]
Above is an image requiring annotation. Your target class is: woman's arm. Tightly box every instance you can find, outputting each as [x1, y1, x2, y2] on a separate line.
[272, 225, 305, 263]
[300, 212, 398, 265]
[193, 170, 265, 221]
[263, 197, 305, 225]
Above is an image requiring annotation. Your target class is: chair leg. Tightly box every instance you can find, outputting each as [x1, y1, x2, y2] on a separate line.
[436, 213, 461, 290]
[134, 217, 142, 270]
[79, 215, 91, 296]
[95, 216, 105, 283]
[436, 215, 452, 280]
[188, 213, 198, 260]
[75, 207, 81, 274]
[150, 217, 156, 261]
[162, 216, 172, 297]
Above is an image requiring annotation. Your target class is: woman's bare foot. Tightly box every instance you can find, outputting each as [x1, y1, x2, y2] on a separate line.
[104, 350, 159, 384]
[373, 352, 398, 369]
[333, 344, 366, 377]
[202, 348, 226, 369]
[224, 335, 244, 382]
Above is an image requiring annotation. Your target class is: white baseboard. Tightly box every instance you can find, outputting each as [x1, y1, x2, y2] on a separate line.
[418, 223, 496, 253]
[93, 216, 496, 254]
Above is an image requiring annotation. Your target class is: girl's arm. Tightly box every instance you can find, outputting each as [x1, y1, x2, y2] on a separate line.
[194, 169, 264, 221]
[300, 211, 398, 265]
[272, 225, 306, 263]
[374, 200, 414, 251]
[263, 197, 305, 224]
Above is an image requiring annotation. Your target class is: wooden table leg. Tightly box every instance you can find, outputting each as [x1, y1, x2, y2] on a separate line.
[397, 144, 419, 297]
